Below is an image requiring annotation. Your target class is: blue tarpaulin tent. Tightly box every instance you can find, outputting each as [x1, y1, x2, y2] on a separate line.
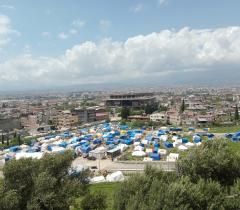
[59, 142, 68, 148]
[119, 125, 128, 130]
[231, 132, 240, 141]
[113, 139, 120, 144]
[193, 136, 202, 143]
[225, 133, 233, 139]
[114, 130, 120, 136]
[170, 127, 182, 132]
[150, 153, 160, 160]
[44, 135, 56, 140]
[164, 141, 173, 148]
[9, 146, 20, 152]
[207, 133, 214, 139]
[81, 145, 91, 153]
[158, 130, 166, 136]
[120, 135, 127, 139]
[93, 139, 102, 144]
[145, 135, 152, 141]
[153, 147, 158, 153]
[124, 139, 133, 145]
[182, 138, 188, 143]
[106, 140, 114, 145]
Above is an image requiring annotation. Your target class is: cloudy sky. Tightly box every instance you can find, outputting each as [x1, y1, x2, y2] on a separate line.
[0, 0, 240, 90]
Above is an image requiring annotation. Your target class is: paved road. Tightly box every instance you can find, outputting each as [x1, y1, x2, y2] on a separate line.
[72, 157, 176, 172]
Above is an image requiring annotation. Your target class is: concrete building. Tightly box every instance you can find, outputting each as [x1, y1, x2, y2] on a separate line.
[128, 115, 150, 121]
[73, 106, 109, 124]
[106, 92, 156, 108]
[20, 114, 39, 129]
[56, 110, 78, 128]
[166, 109, 181, 125]
[150, 112, 167, 123]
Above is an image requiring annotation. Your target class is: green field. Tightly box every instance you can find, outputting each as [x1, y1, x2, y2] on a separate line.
[71, 182, 120, 210]
[228, 141, 240, 155]
[209, 125, 240, 133]
[90, 182, 120, 210]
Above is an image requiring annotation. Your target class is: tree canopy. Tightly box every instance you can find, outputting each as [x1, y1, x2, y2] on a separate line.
[113, 140, 240, 210]
[180, 99, 185, 114]
[120, 107, 130, 120]
[0, 151, 90, 210]
[144, 103, 158, 115]
[234, 105, 239, 121]
[177, 139, 240, 186]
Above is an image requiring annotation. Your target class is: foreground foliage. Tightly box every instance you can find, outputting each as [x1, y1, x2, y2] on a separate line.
[0, 151, 89, 210]
[113, 140, 240, 210]
[178, 139, 240, 186]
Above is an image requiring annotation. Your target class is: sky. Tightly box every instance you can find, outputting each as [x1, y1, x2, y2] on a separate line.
[0, 0, 240, 91]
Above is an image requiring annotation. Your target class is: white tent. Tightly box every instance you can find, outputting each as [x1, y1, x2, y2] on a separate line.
[166, 153, 179, 162]
[134, 141, 140, 146]
[160, 126, 168, 130]
[173, 142, 181, 148]
[90, 176, 106, 183]
[51, 146, 65, 153]
[172, 136, 178, 141]
[195, 142, 202, 146]
[158, 149, 167, 155]
[132, 150, 146, 157]
[143, 157, 153, 161]
[160, 135, 168, 141]
[106, 171, 124, 182]
[116, 144, 128, 152]
[146, 148, 152, 153]
[133, 145, 144, 151]
[185, 142, 194, 148]
[15, 152, 43, 160]
[178, 145, 188, 151]
[141, 139, 149, 145]
[89, 147, 107, 159]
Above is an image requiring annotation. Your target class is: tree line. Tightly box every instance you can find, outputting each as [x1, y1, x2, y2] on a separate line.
[113, 139, 240, 210]
[1, 139, 240, 209]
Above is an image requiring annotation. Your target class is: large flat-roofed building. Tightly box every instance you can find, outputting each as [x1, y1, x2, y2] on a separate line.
[106, 92, 156, 108]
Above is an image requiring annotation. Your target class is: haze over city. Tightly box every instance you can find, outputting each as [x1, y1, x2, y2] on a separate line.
[1, 0, 240, 91]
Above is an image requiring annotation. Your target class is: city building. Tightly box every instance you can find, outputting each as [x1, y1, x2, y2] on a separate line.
[150, 112, 167, 123]
[106, 92, 156, 108]
[73, 106, 109, 123]
[56, 110, 78, 128]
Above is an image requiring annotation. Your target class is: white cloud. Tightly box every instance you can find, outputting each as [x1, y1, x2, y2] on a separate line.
[58, 32, 68, 40]
[72, 19, 86, 29]
[1, 5, 15, 10]
[23, 44, 31, 54]
[41, 31, 51, 37]
[58, 19, 85, 37]
[131, 4, 144, 13]
[69, 29, 78, 35]
[99, 19, 111, 32]
[68, 19, 86, 35]
[158, 0, 168, 6]
[1, 26, 240, 88]
[0, 15, 20, 48]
